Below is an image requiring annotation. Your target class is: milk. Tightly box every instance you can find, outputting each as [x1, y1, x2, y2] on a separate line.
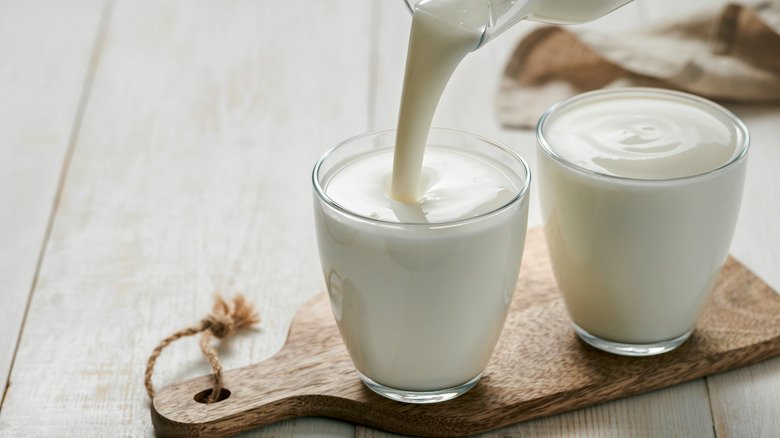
[537, 89, 749, 347]
[390, 0, 486, 202]
[391, 0, 634, 202]
[329, 147, 520, 223]
[314, 131, 530, 391]
[542, 94, 742, 178]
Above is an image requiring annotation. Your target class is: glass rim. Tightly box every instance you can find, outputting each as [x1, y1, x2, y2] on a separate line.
[536, 87, 750, 184]
[312, 127, 531, 227]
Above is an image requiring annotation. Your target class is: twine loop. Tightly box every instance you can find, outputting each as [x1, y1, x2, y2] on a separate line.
[145, 294, 260, 404]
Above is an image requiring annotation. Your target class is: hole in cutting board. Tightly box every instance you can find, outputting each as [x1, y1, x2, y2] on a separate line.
[193, 388, 231, 404]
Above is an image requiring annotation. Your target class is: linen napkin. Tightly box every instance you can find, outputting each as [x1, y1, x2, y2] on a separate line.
[497, 1, 780, 129]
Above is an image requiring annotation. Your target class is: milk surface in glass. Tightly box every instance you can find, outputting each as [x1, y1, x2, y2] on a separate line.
[314, 129, 530, 400]
[537, 88, 749, 355]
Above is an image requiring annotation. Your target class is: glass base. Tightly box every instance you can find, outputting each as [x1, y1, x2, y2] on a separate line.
[358, 372, 482, 404]
[573, 323, 694, 356]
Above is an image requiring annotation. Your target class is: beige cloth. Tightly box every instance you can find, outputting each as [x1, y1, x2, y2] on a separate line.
[497, 1, 780, 129]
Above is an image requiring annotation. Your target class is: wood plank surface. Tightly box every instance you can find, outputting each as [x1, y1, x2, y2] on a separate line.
[0, 0, 105, 397]
[0, 0, 370, 435]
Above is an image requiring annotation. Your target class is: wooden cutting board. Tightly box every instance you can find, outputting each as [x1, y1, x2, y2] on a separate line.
[151, 228, 780, 437]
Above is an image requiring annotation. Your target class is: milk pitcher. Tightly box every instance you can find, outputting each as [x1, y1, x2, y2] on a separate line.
[404, 0, 633, 49]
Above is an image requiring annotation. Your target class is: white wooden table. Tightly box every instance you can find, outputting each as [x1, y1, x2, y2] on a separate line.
[1, 0, 778, 436]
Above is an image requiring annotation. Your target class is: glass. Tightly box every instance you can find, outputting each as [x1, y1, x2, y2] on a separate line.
[313, 128, 531, 402]
[537, 88, 750, 356]
[403, 0, 633, 50]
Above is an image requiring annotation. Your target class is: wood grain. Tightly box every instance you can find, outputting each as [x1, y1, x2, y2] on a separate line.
[0, 0, 105, 394]
[0, 0, 368, 436]
[152, 227, 780, 438]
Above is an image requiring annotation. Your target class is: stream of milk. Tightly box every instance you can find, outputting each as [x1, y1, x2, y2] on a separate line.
[390, 0, 632, 202]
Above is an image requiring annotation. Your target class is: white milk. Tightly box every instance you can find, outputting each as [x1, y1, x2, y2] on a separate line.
[538, 89, 749, 345]
[542, 94, 741, 178]
[315, 135, 529, 391]
[391, 0, 633, 202]
[390, 0, 486, 202]
[328, 147, 519, 223]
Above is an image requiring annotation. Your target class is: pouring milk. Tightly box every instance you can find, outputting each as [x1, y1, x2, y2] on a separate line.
[391, 0, 632, 202]
[315, 0, 634, 400]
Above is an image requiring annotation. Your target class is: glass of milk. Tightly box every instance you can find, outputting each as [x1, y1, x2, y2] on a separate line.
[313, 128, 531, 403]
[537, 88, 749, 356]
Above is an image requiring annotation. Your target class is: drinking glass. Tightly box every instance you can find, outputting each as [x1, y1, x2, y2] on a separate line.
[537, 88, 749, 356]
[313, 128, 531, 402]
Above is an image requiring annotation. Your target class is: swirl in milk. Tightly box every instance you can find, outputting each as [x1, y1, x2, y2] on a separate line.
[326, 146, 519, 224]
[543, 94, 740, 179]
